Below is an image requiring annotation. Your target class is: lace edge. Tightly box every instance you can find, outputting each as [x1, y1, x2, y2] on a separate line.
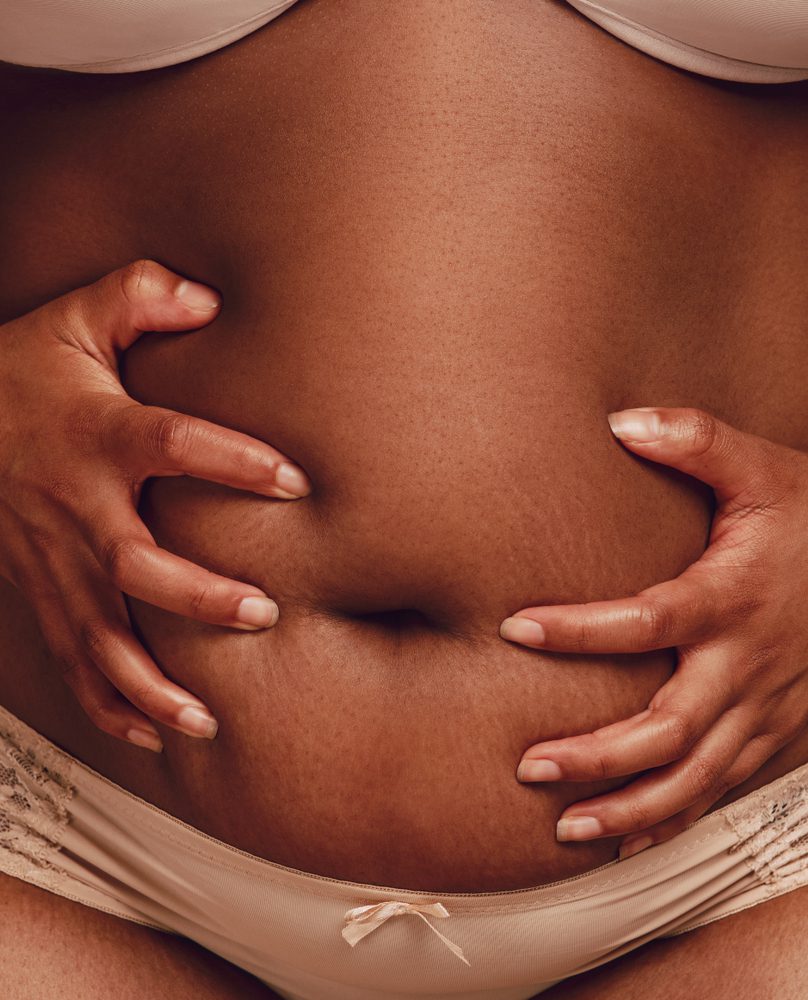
[723, 770, 808, 887]
[0, 723, 75, 873]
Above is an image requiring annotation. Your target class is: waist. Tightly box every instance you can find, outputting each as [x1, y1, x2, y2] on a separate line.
[0, 0, 806, 893]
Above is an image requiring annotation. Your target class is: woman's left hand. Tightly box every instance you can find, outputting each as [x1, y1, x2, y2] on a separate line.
[501, 406, 808, 861]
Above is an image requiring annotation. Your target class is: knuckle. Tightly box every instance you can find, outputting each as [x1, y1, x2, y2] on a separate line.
[688, 755, 725, 797]
[100, 535, 143, 586]
[637, 598, 673, 645]
[78, 617, 112, 656]
[226, 439, 252, 469]
[124, 680, 164, 713]
[118, 259, 163, 304]
[143, 412, 192, 464]
[728, 581, 763, 620]
[590, 753, 612, 781]
[577, 734, 612, 780]
[684, 409, 718, 457]
[661, 710, 697, 757]
[625, 799, 653, 831]
[188, 579, 219, 619]
[570, 617, 598, 651]
[55, 649, 85, 680]
[746, 643, 779, 681]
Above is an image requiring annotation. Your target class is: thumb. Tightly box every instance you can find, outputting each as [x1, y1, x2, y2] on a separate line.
[50, 259, 221, 358]
[606, 406, 773, 503]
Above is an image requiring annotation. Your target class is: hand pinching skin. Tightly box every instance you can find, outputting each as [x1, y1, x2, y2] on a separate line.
[501, 406, 808, 859]
[0, 260, 311, 752]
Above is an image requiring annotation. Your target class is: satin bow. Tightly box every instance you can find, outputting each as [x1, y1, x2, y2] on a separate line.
[341, 900, 470, 966]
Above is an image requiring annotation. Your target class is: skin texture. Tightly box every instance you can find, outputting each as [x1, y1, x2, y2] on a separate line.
[0, 261, 311, 748]
[0, 0, 806, 887]
[509, 406, 808, 857]
[3, 865, 802, 1000]
[537, 885, 808, 1000]
[0, 0, 807, 994]
[0, 872, 280, 999]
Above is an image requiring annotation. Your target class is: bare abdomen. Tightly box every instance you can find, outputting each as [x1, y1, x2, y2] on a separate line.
[0, 0, 806, 891]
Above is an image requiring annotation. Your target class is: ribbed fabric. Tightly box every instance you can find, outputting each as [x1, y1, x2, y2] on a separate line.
[2, 703, 808, 999]
[0, 1, 806, 81]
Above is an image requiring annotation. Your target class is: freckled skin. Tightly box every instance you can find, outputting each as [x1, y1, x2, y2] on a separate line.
[0, 0, 807, 901]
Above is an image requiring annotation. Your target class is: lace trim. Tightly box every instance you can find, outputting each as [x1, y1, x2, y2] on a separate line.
[0, 724, 74, 878]
[724, 771, 808, 889]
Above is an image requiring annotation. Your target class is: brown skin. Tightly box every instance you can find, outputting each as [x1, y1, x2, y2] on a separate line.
[537, 885, 808, 1000]
[511, 406, 808, 857]
[0, 260, 311, 747]
[0, 872, 281, 999]
[0, 0, 807, 992]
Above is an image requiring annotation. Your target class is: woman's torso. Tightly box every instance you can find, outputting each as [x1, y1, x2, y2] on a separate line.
[0, 0, 806, 892]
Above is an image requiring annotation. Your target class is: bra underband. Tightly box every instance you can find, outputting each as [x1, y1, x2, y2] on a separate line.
[0, 1, 807, 82]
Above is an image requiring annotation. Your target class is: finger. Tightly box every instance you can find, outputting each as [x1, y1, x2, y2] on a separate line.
[553, 708, 753, 842]
[73, 594, 220, 740]
[62, 659, 165, 753]
[108, 403, 311, 499]
[501, 561, 721, 653]
[25, 579, 163, 751]
[87, 511, 279, 630]
[617, 730, 785, 860]
[79, 604, 218, 739]
[606, 406, 778, 505]
[517, 661, 726, 782]
[51, 258, 222, 360]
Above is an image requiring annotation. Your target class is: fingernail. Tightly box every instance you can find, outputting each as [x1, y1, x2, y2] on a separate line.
[619, 835, 654, 861]
[500, 617, 545, 646]
[175, 280, 221, 311]
[607, 409, 661, 442]
[176, 706, 218, 739]
[517, 758, 563, 782]
[557, 815, 603, 841]
[235, 596, 279, 629]
[126, 727, 163, 753]
[275, 463, 311, 498]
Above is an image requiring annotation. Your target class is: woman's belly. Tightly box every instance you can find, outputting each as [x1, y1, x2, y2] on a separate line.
[0, 0, 806, 892]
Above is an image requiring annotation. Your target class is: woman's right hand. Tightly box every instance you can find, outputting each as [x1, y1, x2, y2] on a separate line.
[0, 260, 311, 753]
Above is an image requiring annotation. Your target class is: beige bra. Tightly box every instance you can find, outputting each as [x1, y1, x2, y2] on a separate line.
[0, 1, 807, 82]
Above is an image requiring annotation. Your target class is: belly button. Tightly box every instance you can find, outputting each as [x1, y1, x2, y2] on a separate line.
[355, 608, 431, 630]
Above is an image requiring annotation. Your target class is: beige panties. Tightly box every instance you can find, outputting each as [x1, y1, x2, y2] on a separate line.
[1, 703, 806, 999]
